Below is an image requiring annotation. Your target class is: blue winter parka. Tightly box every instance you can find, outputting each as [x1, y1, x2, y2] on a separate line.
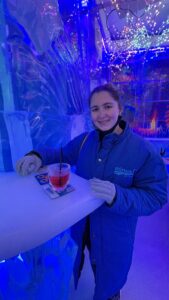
[37, 123, 168, 300]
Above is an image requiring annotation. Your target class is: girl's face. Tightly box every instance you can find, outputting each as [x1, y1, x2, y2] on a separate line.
[90, 91, 121, 131]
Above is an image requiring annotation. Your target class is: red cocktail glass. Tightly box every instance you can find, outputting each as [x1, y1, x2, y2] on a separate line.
[48, 163, 70, 192]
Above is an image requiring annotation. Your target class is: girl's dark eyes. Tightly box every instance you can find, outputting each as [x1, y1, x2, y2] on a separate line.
[91, 105, 113, 112]
[91, 108, 99, 112]
[104, 105, 113, 109]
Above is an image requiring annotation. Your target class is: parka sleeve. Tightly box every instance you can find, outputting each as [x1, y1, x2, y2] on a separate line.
[35, 132, 88, 166]
[110, 151, 168, 216]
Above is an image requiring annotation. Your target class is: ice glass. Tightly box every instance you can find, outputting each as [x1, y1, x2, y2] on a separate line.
[48, 163, 70, 192]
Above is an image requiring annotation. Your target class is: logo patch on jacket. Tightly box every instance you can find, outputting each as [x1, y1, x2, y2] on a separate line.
[114, 167, 135, 177]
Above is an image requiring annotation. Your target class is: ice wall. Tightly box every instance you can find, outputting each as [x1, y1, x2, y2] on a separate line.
[0, 0, 89, 171]
[0, 3, 86, 298]
[0, 0, 33, 171]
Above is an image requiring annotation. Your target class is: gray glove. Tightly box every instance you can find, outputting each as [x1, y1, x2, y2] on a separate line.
[16, 154, 42, 176]
[89, 178, 116, 205]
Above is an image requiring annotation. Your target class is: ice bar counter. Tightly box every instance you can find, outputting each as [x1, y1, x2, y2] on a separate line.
[0, 169, 104, 260]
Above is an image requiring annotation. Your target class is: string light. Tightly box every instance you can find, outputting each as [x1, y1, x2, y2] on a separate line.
[102, 0, 168, 49]
[62, 0, 169, 76]
[81, 0, 89, 7]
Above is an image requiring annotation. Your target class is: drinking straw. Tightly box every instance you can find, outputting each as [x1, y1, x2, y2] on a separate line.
[59, 146, 63, 186]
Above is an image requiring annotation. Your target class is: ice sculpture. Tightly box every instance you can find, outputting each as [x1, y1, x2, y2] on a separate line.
[0, 1, 33, 171]
[0, 231, 77, 300]
[0, 0, 89, 171]
[6, 0, 64, 53]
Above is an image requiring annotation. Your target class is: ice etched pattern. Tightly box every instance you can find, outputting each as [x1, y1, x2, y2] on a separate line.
[7, 9, 87, 147]
[0, 1, 89, 171]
